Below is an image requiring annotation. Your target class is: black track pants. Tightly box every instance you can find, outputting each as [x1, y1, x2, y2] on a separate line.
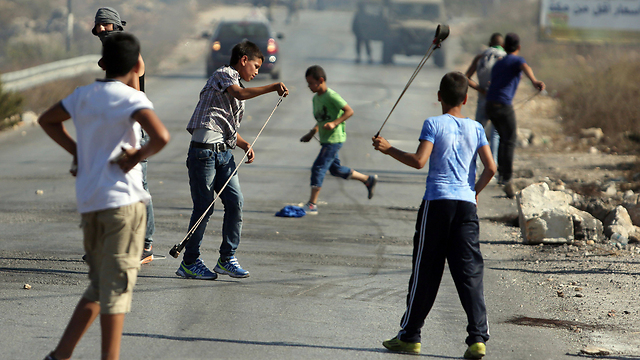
[397, 199, 490, 346]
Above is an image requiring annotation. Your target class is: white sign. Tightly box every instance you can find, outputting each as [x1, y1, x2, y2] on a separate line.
[539, 0, 640, 42]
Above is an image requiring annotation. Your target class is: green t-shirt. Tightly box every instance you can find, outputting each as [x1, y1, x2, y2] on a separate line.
[313, 88, 348, 144]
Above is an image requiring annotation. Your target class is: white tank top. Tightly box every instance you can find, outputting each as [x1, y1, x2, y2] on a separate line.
[476, 47, 506, 90]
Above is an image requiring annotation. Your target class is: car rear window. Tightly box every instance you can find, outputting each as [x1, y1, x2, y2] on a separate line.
[218, 23, 270, 38]
[391, 4, 441, 20]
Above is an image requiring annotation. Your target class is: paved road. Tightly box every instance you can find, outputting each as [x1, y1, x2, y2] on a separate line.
[1, 7, 575, 360]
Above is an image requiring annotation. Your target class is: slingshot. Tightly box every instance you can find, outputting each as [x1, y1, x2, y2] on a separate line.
[374, 24, 450, 138]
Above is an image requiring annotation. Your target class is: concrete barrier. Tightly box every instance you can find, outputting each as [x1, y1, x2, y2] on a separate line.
[1, 55, 102, 92]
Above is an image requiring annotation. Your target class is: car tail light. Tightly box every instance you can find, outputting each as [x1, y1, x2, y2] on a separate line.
[212, 41, 221, 51]
[267, 38, 277, 54]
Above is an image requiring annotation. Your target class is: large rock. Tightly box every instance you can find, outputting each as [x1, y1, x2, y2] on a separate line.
[517, 183, 604, 244]
[517, 128, 533, 148]
[585, 198, 615, 222]
[622, 202, 640, 226]
[569, 207, 604, 242]
[579, 127, 604, 141]
[603, 206, 635, 238]
[517, 183, 574, 244]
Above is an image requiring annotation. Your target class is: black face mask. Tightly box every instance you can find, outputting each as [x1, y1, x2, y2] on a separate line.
[97, 29, 123, 43]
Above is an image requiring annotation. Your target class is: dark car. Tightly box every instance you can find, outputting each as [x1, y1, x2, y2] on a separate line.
[205, 20, 283, 79]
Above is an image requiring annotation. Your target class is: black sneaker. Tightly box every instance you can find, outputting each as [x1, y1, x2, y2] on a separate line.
[365, 175, 378, 199]
[141, 245, 153, 265]
[44, 352, 59, 360]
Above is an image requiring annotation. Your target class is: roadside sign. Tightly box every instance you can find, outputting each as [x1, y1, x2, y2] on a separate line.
[539, 0, 640, 43]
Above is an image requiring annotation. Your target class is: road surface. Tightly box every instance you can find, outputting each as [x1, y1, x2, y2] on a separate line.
[1, 7, 575, 360]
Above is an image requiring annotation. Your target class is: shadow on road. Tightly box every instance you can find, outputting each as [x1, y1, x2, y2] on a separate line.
[123, 332, 460, 358]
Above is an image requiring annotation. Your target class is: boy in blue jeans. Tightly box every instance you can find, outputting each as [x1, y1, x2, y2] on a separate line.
[372, 72, 496, 358]
[177, 41, 288, 280]
[300, 65, 377, 214]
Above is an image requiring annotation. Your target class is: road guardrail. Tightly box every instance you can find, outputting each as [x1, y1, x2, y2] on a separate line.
[1, 55, 102, 92]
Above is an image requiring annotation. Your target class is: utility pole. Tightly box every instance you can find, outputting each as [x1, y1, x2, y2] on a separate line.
[66, 0, 73, 53]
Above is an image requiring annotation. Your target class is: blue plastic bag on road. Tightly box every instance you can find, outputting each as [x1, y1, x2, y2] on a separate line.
[275, 205, 306, 217]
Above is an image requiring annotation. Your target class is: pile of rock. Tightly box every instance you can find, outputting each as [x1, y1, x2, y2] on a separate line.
[0, 111, 38, 131]
[517, 128, 552, 148]
[517, 183, 603, 244]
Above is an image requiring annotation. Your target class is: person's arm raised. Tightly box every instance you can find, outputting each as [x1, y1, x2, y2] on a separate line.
[226, 82, 288, 101]
[521, 63, 545, 92]
[372, 136, 432, 170]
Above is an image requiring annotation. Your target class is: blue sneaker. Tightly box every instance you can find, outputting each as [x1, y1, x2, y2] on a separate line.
[214, 256, 250, 278]
[176, 259, 218, 280]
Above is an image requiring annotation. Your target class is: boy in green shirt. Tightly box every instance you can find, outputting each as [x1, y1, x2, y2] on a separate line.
[300, 65, 377, 214]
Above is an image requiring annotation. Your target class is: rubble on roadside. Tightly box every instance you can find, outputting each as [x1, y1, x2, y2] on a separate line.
[0, 111, 40, 132]
[516, 182, 603, 245]
[502, 174, 640, 249]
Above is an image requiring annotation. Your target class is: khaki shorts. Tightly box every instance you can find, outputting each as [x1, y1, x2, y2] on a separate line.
[81, 202, 146, 314]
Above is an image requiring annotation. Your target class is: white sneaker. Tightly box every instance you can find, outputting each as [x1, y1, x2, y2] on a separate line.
[303, 202, 318, 215]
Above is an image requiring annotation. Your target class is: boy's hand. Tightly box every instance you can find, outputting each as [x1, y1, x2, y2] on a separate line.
[70, 155, 78, 177]
[273, 82, 289, 97]
[533, 80, 545, 92]
[300, 132, 314, 142]
[243, 146, 255, 164]
[111, 147, 142, 173]
[372, 136, 392, 154]
[323, 121, 337, 131]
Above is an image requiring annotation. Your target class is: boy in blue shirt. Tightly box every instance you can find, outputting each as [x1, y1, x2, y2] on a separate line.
[372, 72, 496, 358]
[485, 33, 545, 188]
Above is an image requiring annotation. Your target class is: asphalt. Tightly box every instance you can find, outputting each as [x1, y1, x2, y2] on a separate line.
[1, 7, 577, 360]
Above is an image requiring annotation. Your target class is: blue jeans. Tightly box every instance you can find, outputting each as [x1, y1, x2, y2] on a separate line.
[140, 129, 154, 248]
[185, 147, 243, 264]
[141, 160, 154, 247]
[476, 96, 499, 164]
[311, 143, 352, 187]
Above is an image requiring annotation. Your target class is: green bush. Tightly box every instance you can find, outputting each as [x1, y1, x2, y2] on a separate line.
[0, 79, 23, 129]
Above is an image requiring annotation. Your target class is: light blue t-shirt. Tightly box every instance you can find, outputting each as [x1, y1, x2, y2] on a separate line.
[420, 114, 489, 204]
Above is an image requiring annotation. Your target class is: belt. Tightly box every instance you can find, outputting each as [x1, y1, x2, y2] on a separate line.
[190, 141, 228, 152]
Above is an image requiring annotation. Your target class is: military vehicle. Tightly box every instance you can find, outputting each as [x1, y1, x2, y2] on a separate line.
[354, 0, 447, 67]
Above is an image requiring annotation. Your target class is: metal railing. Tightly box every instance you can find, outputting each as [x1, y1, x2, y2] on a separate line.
[1, 55, 102, 92]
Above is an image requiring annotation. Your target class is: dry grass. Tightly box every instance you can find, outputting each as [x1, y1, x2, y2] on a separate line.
[0, 79, 23, 125]
[560, 60, 640, 136]
[18, 74, 96, 114]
